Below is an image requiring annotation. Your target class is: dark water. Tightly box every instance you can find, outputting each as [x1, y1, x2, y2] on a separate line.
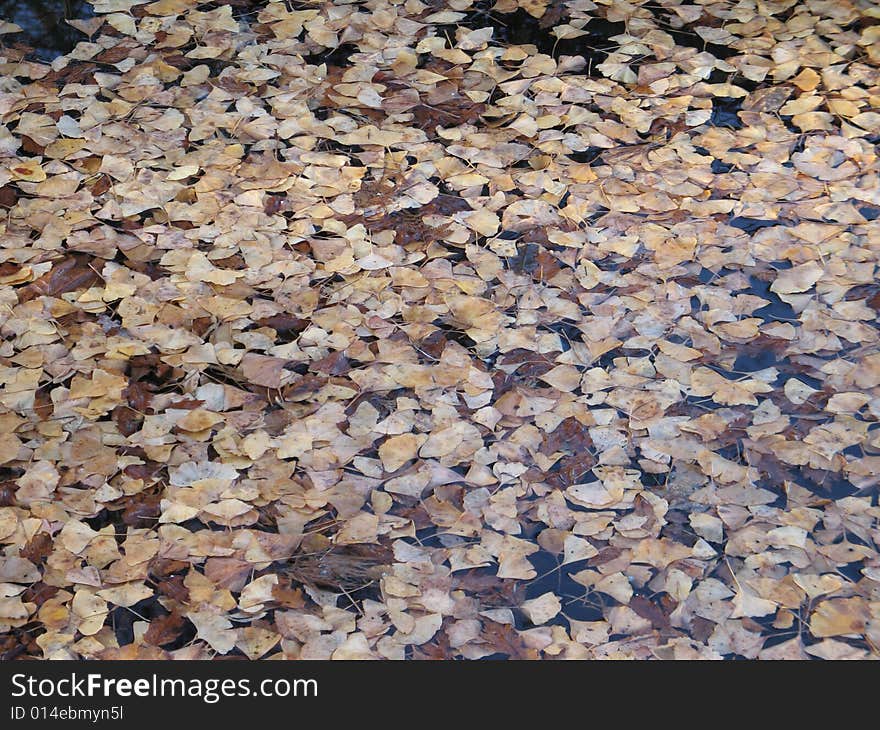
[710, 97, 744, 130]
[0, 0, 95, 61]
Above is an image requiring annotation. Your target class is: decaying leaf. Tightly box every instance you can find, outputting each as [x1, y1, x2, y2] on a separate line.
[3, 0, 879, 662]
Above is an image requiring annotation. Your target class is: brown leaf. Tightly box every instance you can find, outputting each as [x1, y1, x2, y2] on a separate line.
[18, 256, 101, 302]
[0, 481, 17, 507]
[148, 558, 190, 580]
[254, 314, 309, 336]
[144, 611, 186, 647]
[19, 532, 52, 565]
[239, 354, 293, 389]
[311, 351, 350, 375]
[542, 417, 594, 454]
[270, 580, 306, 609]
[121, 490, 162, 527]
[112, 405, 142, 437]
[480, 620, 535, 659]
[156, 575, 189, 603]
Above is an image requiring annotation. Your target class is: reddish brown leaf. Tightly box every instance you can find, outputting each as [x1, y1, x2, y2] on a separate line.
[18, 256, 101, 302]
[480, 620, 535, 659]
[143, 611, 186, 647]
[19, 532, 53, 565]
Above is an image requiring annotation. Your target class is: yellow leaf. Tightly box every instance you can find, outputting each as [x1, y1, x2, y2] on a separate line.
[378, 433, 426, 472]
[167, 164, 200, 180]
[187, 610, 238, 654]
[731, 588, 777, 618]
[8, 159, 46, 182]
[520, 592, 561, 625]
[71, 590, 109, 636]
[810, 598, 868, 638]
[539, 365, 582, 392]
[791, 68, 820, 91]
[176, 409, 224, 432]
[335, 512, 380, 545]
[462, 208, 500, 236]
[96, 582, 154, 607]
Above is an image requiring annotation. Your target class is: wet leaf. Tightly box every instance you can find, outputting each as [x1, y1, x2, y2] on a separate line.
[5, 0, 880, 661]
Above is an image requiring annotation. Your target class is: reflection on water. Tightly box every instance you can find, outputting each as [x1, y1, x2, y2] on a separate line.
[0, 0, 95, 61]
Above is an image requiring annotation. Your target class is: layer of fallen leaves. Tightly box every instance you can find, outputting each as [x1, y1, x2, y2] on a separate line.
[1, 0, 879, 660]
